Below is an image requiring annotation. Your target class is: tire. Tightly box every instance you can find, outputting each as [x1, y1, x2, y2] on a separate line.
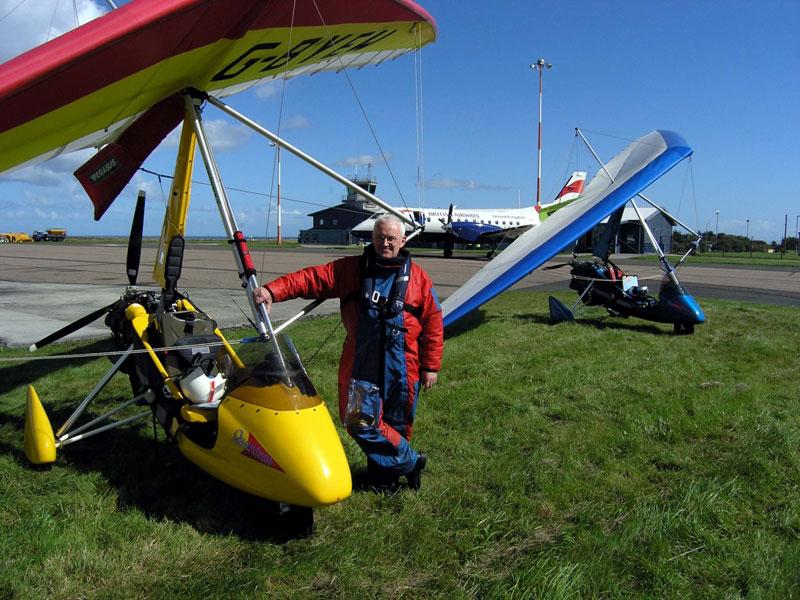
[281, 505, 314, 538]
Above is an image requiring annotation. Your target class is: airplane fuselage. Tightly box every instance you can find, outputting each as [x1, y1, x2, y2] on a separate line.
[351, 206, 540, 238]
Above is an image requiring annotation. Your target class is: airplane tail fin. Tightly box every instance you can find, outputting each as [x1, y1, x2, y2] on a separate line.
[538, 171, 587, 219]
[553, 171, 586, 204]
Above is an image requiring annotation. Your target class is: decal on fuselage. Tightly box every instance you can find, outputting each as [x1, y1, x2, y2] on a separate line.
[233, 428, 285, 472]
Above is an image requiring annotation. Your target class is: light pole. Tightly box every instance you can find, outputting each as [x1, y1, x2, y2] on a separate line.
[715, 210, 719, 251]
[783, 213, 788, 258]
[746, 218, 750, 258]
[530, 58, 552, 209]
[796, 214, 799, 256]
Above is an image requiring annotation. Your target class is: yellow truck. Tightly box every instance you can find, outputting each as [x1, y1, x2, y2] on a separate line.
[32, 228, 67, 242]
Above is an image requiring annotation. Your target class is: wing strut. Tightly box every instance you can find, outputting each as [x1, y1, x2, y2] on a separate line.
[183, 91, 288, 374]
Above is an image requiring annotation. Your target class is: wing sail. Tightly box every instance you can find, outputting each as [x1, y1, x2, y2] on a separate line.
[0, 0, 437, 177]
[441, 130, 692, 327]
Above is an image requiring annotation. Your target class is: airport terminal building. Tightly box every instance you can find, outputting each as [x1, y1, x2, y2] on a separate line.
[297, 176, 378, 245]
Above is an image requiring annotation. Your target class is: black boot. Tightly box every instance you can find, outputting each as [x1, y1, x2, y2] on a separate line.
[367, 458, 399, 494]
[406, 453, 426, 491]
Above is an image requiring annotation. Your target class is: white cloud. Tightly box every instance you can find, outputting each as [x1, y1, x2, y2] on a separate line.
[253, 81, 282, 100]
[0, 149, 94, 187]
[336, 154, 389, 169]
[422, 176, 512, 192]
[161, 119, 250, 152]
[203, 119, 251, 151]
[282, 114, 310, 130]
[0, 0, 108, 62]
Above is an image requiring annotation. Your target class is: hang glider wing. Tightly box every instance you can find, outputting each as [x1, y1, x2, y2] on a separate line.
[0, 0, 437, 207]
[441, 130, 692, 327]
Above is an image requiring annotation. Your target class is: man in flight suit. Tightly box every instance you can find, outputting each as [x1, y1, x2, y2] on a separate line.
[253, 214, 443, 491]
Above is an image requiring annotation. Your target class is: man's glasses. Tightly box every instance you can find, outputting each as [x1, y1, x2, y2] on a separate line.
[374, 235, 402, 243]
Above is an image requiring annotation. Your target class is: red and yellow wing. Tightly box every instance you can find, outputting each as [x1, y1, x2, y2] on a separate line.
[0, 0, 437, 175]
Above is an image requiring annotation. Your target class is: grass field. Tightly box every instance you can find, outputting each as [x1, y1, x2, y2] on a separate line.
[1, 291, 798, 598]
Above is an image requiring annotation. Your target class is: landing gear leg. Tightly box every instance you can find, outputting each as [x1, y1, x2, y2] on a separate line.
[444, 244, 453, 258]
[674, 322, 694, 335]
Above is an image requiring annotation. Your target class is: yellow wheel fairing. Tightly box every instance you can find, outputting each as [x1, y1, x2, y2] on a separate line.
[177, 387, 351, 507]
[24, 385, 57, 464]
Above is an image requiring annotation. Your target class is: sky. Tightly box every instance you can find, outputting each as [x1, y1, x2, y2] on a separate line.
[0, 0, 798, 243]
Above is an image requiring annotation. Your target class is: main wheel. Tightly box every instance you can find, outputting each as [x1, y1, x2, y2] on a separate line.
[280, 504, 314, 538]
[673, 322, 694, 335]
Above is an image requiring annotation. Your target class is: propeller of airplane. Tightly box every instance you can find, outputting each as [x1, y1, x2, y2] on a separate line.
[29, 191, 146, 352]
[439, 203, 455, 233]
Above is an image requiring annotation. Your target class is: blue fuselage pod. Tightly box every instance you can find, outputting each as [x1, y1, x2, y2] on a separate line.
[656, 280, 705, 325]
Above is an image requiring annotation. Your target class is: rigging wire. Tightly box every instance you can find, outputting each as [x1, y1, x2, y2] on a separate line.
[551, 134, 580, 201]
[0, 0, 29, 23]
[258, 0, 298, 275]
[413, 24, 425, 212]
[309, 0, 412, 211]
[686, 158, 700, 235]
[46, 0, 60, 42]
[137, 166, 374, 218]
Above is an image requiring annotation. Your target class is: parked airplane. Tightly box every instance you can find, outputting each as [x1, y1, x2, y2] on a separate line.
[351, 171, 586, 258]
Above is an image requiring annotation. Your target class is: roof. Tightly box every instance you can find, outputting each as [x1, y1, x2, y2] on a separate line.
[600, 206, 677, 226]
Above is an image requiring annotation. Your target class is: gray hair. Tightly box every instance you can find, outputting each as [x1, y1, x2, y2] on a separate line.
[373, 213, 406, 235]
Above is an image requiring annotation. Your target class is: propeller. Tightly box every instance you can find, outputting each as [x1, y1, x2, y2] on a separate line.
[126, 190, 145, 285]
[543, 251, 580, 271]
[28, 302, 116, 352]
[439, 203, 455, 234]
[29, 190, 146, 352]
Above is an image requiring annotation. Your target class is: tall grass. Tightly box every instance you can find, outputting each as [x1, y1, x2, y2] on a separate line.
[1, 292, 798, 598]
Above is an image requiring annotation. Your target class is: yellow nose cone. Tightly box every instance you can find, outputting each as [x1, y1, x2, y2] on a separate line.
[24, 385, 56, 464]
[178, 385, 352, 507]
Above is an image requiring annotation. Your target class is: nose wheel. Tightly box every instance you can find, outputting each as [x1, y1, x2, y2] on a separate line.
[278, 503, 314, 538]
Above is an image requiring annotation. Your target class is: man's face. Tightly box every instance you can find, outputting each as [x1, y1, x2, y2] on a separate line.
[372, 220, 406, 259]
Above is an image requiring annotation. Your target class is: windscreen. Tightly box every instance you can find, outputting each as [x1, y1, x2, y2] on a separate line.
[222, 333, 321, 410]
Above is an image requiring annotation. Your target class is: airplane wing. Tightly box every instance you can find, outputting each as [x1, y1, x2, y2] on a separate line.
[473, 224, 531, 242]
[0, 0, 437, 179]
[441, 130, 692, 327]
[449, 222, 503, 243]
